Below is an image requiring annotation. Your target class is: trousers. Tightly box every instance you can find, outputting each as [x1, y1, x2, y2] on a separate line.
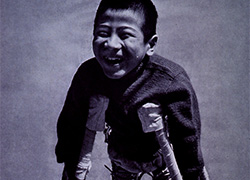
[110, 161, 171, 180]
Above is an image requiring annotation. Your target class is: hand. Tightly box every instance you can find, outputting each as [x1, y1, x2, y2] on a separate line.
[137, 102, 164, 133]
[75, 154, 92, 180]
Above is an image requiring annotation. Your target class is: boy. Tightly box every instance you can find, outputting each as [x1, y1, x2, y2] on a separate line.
[55, 0, 209, 179]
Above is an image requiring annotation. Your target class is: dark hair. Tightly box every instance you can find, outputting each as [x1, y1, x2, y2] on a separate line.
[94, 0, 158, 42]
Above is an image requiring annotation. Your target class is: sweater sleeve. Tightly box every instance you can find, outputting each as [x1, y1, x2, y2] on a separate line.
[55, 65, 89, 165]
[121, 54, 206, 179]
[162, 72, 204, 180]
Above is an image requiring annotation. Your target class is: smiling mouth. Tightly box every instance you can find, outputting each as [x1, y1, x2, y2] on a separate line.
[104, 56, 123, 65]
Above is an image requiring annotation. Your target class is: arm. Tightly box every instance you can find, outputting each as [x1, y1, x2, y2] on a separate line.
[75, 95, 109, 180]
[55, 69, 89, 165]
[138, 103, 183, 180]
[75, 128, 95, 180]
[136, 71, 207, 180]
[55, 59, 109, 179]
[163, 73, 205, 180]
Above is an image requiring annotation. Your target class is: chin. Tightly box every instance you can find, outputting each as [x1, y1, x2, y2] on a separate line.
[104, 71, 126, 79]
[105, 74, 124, 79]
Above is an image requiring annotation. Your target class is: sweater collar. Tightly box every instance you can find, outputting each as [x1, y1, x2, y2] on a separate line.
[102, 55, 150, 98]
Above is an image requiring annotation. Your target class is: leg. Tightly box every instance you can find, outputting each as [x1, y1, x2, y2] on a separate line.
[111, 162, 141, 180]
[62, 163, 78, 180]
[152, 166, 171, 180]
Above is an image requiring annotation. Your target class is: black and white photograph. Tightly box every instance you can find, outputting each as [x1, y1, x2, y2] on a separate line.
[0, 0, 249, 180]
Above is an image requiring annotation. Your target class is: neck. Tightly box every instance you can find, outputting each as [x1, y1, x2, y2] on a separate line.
[104, 55, 149, 98]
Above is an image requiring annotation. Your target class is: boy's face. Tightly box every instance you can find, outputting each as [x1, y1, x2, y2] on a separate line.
[93, 9, 152, 79]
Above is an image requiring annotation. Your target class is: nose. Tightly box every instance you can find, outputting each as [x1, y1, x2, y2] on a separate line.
[106, 34, 122, 49]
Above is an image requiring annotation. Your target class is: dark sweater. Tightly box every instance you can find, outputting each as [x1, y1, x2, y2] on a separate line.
[55, 54, 204, 179]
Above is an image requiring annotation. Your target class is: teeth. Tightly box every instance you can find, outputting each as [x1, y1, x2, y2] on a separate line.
[106, 57, 121, 61]
[104, 56, 122, 65]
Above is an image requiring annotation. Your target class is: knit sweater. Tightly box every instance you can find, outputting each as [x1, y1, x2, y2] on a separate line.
[55, 54, 204, 179]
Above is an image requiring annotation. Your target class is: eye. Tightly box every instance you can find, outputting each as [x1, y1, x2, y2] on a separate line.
[96, 30, 110, 38]
[119, 32, 134, 40]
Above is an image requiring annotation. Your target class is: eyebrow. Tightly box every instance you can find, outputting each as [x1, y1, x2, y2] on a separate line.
[96, 24, 110, 29]
[97, 24, 138, 33]
[118, 26, 137, 32]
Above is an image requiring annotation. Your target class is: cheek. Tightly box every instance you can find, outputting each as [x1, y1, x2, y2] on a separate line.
[93, 37, 106, 47]
[93, 39, 104, 55]
[125, 39, 145, 51]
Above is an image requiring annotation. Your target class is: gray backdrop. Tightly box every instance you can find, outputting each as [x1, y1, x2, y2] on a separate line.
[0, 0, 249, 180]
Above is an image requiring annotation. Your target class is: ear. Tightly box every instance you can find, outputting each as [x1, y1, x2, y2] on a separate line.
[146, 35, 158, 56]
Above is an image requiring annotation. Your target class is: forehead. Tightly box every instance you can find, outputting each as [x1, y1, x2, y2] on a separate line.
[96, 9, 145, 28]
